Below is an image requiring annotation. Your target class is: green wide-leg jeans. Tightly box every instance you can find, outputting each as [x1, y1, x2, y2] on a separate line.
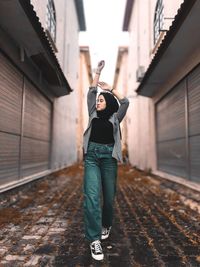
[83, 141, 118, 242]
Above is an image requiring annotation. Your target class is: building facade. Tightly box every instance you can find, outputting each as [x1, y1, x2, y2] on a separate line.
[119, 0, 200, 185]
[77, 46, 92, 161]
[113, 47, 129, 162]
[0, 0, 86, 192]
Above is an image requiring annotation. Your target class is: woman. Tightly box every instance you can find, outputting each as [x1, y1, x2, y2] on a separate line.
[83, 60, 129, 261]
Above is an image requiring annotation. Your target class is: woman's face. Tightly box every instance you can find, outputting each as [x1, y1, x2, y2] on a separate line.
[96, 95, 106, 111]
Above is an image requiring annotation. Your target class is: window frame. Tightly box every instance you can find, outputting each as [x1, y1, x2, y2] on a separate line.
[46, 0, 56, 43]
[153, 0, 164, 44]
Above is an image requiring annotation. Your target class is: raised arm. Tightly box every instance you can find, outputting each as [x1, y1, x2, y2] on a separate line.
[87, 60, 105, 115]
[91, 60, 105, 87]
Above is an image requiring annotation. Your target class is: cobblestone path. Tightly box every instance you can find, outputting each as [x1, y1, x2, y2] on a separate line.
[0, 164, 200, 267]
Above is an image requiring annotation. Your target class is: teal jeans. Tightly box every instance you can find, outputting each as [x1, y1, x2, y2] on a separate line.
[83, 141, 118, 242]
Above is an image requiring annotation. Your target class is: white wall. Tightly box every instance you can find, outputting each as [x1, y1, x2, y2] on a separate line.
[31, 0, 81, 168]
[125, 0, 152, 170]
[115, 50, 129, 160]
[51, 0, 79, 168]
[77, 51, 91, 161]
[124, 0, 184, 171]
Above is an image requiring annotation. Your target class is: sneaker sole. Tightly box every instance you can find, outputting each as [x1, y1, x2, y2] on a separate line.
[101, 234, 109, 240]
[91, 253, 104, 261]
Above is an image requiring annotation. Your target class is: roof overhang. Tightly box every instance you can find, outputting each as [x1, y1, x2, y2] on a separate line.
[75, 0, 86, 31]
[123, 0, 134, 31]
[137, 0, 199, 97]
[0, 0, 72, 96]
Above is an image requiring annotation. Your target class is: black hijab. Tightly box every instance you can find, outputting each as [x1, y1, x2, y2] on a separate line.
[97, 92, 119, 119]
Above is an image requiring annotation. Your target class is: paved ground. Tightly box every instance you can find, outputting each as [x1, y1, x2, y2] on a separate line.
[0, 163, 200, 267]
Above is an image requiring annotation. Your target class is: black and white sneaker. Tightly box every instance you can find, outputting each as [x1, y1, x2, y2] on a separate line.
[101, 226, 112, 240]
[90, 240, 104, 261]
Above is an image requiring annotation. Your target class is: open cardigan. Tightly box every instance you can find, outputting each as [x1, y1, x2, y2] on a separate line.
[83, 87, 129, 162]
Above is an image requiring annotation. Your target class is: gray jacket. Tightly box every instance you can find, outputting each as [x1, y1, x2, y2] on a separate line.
[83, 87, 129, 162]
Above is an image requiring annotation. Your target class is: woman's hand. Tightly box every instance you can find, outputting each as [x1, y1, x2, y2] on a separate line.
[96, 60, 105, 73]
[98, 81, 112, 91]
[98, 82, 125, 100]
[91, 61, 105, 87]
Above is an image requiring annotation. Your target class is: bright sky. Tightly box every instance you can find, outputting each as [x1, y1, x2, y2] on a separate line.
[79, 0, 129, 85]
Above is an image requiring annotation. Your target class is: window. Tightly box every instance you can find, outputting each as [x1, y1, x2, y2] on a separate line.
[46, 0, 56, 42]
[154, 0, 164, 44]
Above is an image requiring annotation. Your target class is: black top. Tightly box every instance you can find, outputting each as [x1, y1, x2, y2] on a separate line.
[89, 118, 114, 144]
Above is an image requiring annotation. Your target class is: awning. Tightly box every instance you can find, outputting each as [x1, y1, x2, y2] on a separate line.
[136, 0, 199, 97]
[0, 0, 74, 96]
[75, 0, 86, 31]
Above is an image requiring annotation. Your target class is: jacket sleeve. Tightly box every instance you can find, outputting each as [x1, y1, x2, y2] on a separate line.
[87, 86, 97, 116]
[116, 97, 129, 123]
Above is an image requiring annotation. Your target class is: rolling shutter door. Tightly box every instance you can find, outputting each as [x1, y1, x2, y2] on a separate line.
[0, 53, 23, 185]
[156, 81, 187, 178]
[188, 65, 200, 183]
[21, 79, 51, 177]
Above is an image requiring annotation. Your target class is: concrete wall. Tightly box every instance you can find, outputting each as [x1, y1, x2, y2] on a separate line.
[77, 49, 92, 161]
[119, 0, 184, 171]
[51, 0, 80, 169]
[114, 49, 129, 161]
[124, 0, 152, 170]
[31, 0, 81, 169]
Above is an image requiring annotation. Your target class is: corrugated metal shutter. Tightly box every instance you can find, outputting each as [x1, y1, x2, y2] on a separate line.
[21, 79, 51, 177]
[0, 53, 23, 185]
[188, 65, 200, 182]
[0, 52, 52, 188]
[156, 80, 187, 178]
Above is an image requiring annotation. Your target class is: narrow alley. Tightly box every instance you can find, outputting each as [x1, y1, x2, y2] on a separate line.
[1, 0, 200, 266]
[0, 164, 199, 267]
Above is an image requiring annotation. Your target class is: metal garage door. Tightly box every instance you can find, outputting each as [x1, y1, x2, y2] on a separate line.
[156, 80, 187, 178]
[0, 52, 52, 187]
[21, 79, 51, 177]
[0, 53, 23, 185]
[188, 65, 200, 182]
[156, 64, 200, 183]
